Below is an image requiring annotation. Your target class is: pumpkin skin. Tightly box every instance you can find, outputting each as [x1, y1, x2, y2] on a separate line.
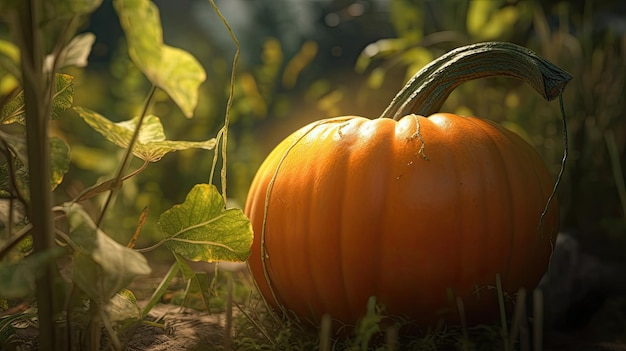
[245, 113, 558, 328]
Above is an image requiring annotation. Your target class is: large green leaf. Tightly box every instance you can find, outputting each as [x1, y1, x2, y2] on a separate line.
[1, 74, 74, 125]
[73, 107, 216, 162]
[61, 203, 151, 302]
[158, 184, 252, 262]
[113, 0, 206, 118]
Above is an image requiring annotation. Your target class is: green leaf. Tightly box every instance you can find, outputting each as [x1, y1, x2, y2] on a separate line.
[158, 184, 252, 262]
[45, 33, 95, 72]
[1, 90, 24, 125]
[51, 74, 75, 119]
[50, 137, 71, 189]
[113, 0, 206, 118]
[105, 289, 142, 326]
[0, 248, 65, 299]
[73, 107, 216, 162]
[61, 203, 151, 302]
[1, 74, 74, 125]
[141, 262, 179, 318]
[0, 134, 70, 199]
[171, 254, 213, 311]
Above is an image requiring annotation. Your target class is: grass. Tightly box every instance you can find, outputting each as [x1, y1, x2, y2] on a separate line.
[182, 269, 546, 351]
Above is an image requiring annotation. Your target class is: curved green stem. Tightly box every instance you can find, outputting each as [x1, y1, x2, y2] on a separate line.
[380, 42, 572, 120]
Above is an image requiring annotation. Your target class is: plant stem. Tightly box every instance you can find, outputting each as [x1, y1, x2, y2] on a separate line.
[16, 0, 58, 350]
[96, 85, 156, 227]
[605, 130, 626, 220]
[208, 0, 240, 202]
[380, 42, 572, 120]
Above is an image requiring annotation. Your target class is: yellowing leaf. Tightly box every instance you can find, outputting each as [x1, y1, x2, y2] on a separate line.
[113, 0, 206, 118]
[1, 74, 74, 125]
[158, 184, 252, 262]
[52, 74, 75, 118]
[51, 137, 71, 189]
[73, 107, 216, 162]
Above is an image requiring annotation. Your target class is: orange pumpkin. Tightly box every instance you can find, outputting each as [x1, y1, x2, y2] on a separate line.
[245, 42, 571, 330]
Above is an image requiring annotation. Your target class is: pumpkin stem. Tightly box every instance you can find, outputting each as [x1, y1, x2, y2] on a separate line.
[380, 42, 572, 120]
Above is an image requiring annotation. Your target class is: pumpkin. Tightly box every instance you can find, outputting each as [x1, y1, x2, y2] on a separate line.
[245, 42, 571, 330]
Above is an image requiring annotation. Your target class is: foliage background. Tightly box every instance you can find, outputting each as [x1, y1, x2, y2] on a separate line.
[41, 0, 626, 256]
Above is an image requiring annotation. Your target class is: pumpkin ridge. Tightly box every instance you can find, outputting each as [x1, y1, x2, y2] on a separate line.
[259, 120, 337, 315]
[371, 118, 405, 318]
[475, 117, 553, 293]
[339, 118, 381, 320]
[303, 134, 325, 322]
[502, 123, 556, 287]
[321, 121, 353, 322]
[475, 118, 516, 292]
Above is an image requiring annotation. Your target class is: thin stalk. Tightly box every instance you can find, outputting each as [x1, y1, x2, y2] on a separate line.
[508, 288, 528, 351]
[208, 0, 240, 201]
[384, 325, 398, 351]
[380, 42, 572, 120]
[96, 85, 157, 227]
[456, 297, 469, 351]
[223, 275, 233, 351]
[496, 274, 509, 351]
[533, 289, 544, 351]
[0, 223, 33, 260]
[16, 1, 58, 349]
[319, 314, 332, 351]
[73, 159, 149, 202]
[605, 130, 626, 220]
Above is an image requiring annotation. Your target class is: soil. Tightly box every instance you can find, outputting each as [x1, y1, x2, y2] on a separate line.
[124, 303, 227, 351]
